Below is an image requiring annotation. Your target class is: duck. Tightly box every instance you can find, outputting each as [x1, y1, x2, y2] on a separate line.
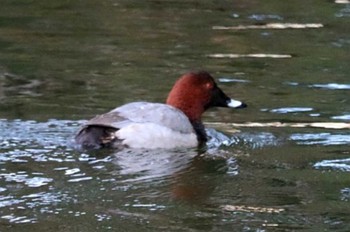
[75, 71, 247, 149]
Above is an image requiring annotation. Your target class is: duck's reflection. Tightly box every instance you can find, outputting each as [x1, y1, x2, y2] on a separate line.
[170, 155, 231, 203]
[108, 148, 238, 204]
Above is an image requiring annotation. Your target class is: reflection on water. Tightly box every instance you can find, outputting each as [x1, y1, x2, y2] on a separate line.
[112, 149, 196, 182]
[341, 188, 350, 201]
[218, 77, 250, 83]
[268, 107, 314, 114]
[0, 0, 350, 230]
[285, 81, 350, 90]
[0, 118, 288, 227]
[332, 114, 350, 120]
[314, 158, 350, 172]
[310, 83, 350, 90]
[0, 120, 349, 229]
[232, 132, 280, 149]
[0, 71, 43, 100]
[335, 0, 350, 3]
[0, 173, 52, 188]
[335, 4, 350, 17]
[208, 53, 292, 58]
[0, 119, 77, 149]
[0, 119, 248, 226]
[290, 133, 350, 146]
[332, 38, 350, 47]
[212, 23, 324, 30]
[248, 14, 284, 21]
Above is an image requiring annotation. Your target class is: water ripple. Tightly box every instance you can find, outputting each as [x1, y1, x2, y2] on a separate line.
[290, 133, 350, 146]
[248, 14, 284, 21]
[268, 107, 314, 114]
[335, 4, 350, 17]
[206, 128, 232, 147]
[0, 190, 74, 224]
[314, 158, 350, 171]
[0, 119, 79, 148]
[340, 188, 350, 201]
[67, 177, 93, 183]
[218, 78, 250, 83]
[332, 38, 350, 48]
[1, 214, 37, 224]
[235, 132, 279, 149]
[310, 83, 350, 90]
[0, 172, 52, 188]
[0, 196, 25, 208]
[332, 114, 350, 120]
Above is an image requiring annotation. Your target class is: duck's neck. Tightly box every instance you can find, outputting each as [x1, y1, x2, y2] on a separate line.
[191, 120, 207, 143]
[166, 100, 207, 142]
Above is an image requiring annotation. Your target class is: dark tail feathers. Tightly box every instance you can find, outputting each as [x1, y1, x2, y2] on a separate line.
[75, 126, 119, 149]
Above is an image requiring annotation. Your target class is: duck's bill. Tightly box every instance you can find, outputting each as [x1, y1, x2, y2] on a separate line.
[227, 99, 247, 109]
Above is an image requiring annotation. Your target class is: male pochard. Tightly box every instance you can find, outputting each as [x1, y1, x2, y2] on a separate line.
[75, 71, 246, 149]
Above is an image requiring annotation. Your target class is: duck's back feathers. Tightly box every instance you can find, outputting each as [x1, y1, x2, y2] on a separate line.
[75, 102, 197, 149]
[112, 102, 194, 134]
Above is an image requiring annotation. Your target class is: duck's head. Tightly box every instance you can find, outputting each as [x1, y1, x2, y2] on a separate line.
[166, 71, 247, 122]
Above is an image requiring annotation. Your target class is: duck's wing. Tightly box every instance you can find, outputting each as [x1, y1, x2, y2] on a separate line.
[75, 111, 131, 149]
[84, 112, 131, 129]
[112, 102, 194, 134]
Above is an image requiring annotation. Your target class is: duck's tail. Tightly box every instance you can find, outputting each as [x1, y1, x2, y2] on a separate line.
[75, 126, 120, 149]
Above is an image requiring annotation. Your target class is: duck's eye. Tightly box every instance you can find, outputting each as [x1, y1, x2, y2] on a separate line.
[204, 82, 214, 89]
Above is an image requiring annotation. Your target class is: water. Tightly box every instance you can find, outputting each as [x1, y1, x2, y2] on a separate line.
[0, 0, 350, 231]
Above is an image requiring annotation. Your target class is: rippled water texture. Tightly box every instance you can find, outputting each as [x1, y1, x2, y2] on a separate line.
[0, 0, 350, 231]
